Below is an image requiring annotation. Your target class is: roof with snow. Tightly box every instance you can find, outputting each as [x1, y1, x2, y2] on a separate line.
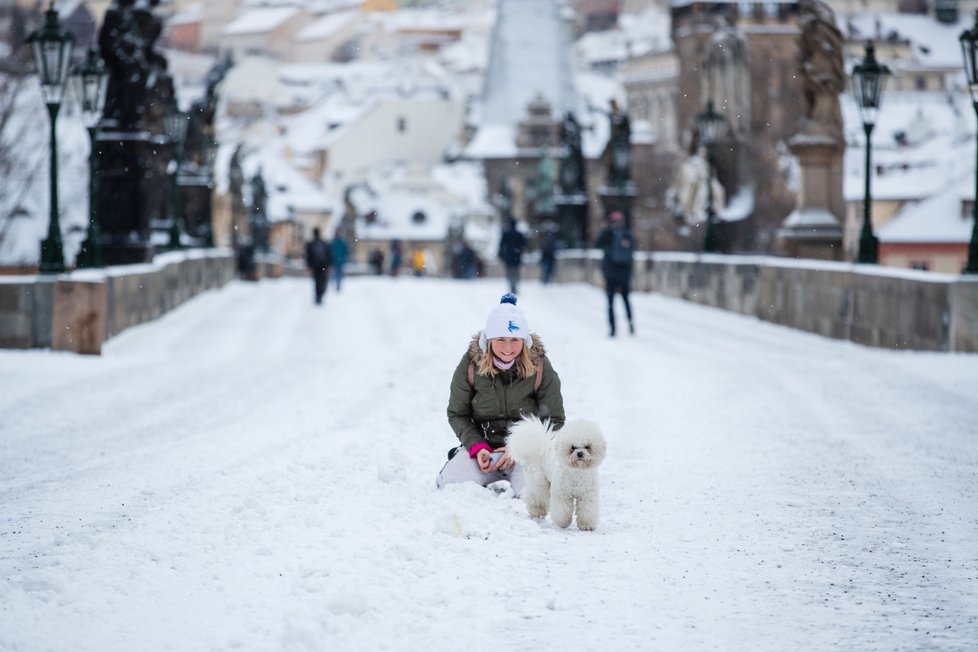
[877, 176, 974, 244]
[296, 11, 358, 41]
[223, 8, 300, 36]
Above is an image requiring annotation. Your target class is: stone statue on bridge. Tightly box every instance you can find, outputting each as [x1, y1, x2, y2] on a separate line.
[98, 0, 147, 130]
[606, 99, 632, 189]
[798, 0, 844, 140]
[558, 112, 586, 197]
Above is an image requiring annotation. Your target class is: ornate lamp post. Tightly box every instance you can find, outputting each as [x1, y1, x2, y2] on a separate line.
[72, 47, 109, 268]
[698, 100, 724, 253]
[163, 109, 190, 250]
[26, 3, 75, 273]
[959, 11, 978, 273]
[851, 42, 890, 264]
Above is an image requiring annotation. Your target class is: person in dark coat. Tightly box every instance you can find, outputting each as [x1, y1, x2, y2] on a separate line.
[539, 229, 558, 285]
[390, 239, 403, 277]
[594, 211, 635, 336]
[368, 248, 385, 275]
[437, 294, 565, 497]
[498, 218, 528, 294]
[305, 227, 333, 305]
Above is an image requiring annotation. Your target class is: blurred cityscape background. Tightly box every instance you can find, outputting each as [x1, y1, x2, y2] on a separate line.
[2, 0, 978, 275]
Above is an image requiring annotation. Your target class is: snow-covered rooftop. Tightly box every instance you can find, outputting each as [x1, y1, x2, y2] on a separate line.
[222, 8, 300, 37]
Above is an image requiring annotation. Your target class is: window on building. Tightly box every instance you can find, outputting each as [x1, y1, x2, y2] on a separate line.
[412, 211, 426, 225]
[738, 2, 753, 18]
[916, 76, 927, 91]
[762, 2, 778, 18]
[397, 116, 407, 133]
[910, 261, 930, 271]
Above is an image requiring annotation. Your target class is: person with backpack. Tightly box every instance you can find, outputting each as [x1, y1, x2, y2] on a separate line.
[498, 218, 528, 294]
[437, 294, 565, 497]
[595, 210, 635, 336]
[304, 227, 333, 305]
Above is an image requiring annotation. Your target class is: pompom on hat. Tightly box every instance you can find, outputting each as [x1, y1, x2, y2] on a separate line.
[479, 293, 533, 351]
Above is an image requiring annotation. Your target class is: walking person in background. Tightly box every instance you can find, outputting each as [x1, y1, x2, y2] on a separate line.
[539, 228, 558, 285]
[305, 227, 333, 306]
[498, 218, 528, 294]
[331, 230, 349, 291]
[411, 248, 426, 276]
[390, 239, 403, 277]
[595, 211, 635, 336]
[369, 248, 385, 275]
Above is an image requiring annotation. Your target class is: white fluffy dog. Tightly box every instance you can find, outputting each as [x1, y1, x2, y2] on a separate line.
[506, 416, 607, 531]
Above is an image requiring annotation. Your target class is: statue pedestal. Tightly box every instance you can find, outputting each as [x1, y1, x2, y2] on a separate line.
[179, 166, 214, 246]
[95, 130, 170, 264]
[777, 132, 843, 260]
[554, 193, 588, 248]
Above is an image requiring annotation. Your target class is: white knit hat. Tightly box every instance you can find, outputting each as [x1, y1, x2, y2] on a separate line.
[479, 293, 533, 351]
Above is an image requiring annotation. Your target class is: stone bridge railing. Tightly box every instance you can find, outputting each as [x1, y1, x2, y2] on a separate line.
[3, 249, 976, 354]
[538, 251, 978, 353]
[0, 250, 237, 355]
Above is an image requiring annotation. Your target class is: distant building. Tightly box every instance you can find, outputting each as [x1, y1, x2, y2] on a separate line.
[220, 7, 310, 61]
[671, 0, 809, 253]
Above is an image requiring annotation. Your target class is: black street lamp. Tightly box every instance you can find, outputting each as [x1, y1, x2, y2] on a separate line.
[959, 11, 978, 273]
[72, 46, 108, 268]
[163, 109, 190, 250]
[698, 100, 724, 253]
[26, 3, 75, 273]
[851, 42, 890, 264]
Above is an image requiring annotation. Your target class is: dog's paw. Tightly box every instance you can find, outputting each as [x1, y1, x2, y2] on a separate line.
[526, 503, 548, 518]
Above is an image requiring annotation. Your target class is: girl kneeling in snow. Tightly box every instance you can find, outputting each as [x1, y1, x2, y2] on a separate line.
[436, 294, 565, 497]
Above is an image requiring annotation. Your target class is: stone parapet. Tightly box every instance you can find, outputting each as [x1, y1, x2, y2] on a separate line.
[0, 250, 236, 355]
[562, 252, 976, 353]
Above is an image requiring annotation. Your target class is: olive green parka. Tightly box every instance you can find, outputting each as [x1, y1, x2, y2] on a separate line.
[446, 333, 565, 452]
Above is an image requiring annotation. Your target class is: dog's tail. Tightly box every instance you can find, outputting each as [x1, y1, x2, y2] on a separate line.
[506, 415, 552, 465]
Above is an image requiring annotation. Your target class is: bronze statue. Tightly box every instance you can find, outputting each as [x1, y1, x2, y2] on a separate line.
[607, 99, 631, 188]
[98, 0, 147, 129]
[558, 112, 586, 196]
[135, 0, 174, 134]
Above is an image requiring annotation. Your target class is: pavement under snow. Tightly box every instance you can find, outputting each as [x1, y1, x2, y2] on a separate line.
[1, 276, 976, 651]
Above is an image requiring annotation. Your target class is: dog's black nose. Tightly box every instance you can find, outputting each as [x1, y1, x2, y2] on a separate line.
[577, 450, 584, 458]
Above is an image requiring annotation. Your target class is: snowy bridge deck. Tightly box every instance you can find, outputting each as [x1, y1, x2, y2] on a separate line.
[1, 277, 976, 650]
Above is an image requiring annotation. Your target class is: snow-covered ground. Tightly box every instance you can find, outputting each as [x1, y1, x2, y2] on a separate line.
[1, 276, 976, 651]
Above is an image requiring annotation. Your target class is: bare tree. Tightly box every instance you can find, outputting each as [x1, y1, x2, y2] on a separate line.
[0, 3, 44, 253]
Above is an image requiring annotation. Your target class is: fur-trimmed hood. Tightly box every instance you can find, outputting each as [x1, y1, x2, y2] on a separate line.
[467, 332, 546, 378]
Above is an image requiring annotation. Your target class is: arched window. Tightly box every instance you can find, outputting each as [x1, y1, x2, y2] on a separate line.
[411, 211, 426, 225]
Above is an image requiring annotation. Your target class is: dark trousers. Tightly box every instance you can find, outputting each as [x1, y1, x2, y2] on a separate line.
[313, 270, 329, 304]
[505, 264, 521, 294]
[605, 277, 633, 335]
[541, 258, 555, 285]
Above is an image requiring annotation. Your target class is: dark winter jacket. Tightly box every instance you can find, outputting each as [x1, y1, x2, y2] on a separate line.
[595, 223, 634, 283]
[447, 333, 565, 453]
[498, 226, 528, 267]
[305, 238, 333, 274]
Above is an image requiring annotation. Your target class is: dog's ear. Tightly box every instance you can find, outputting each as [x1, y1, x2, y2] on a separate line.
[589, 433, 608, 463]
